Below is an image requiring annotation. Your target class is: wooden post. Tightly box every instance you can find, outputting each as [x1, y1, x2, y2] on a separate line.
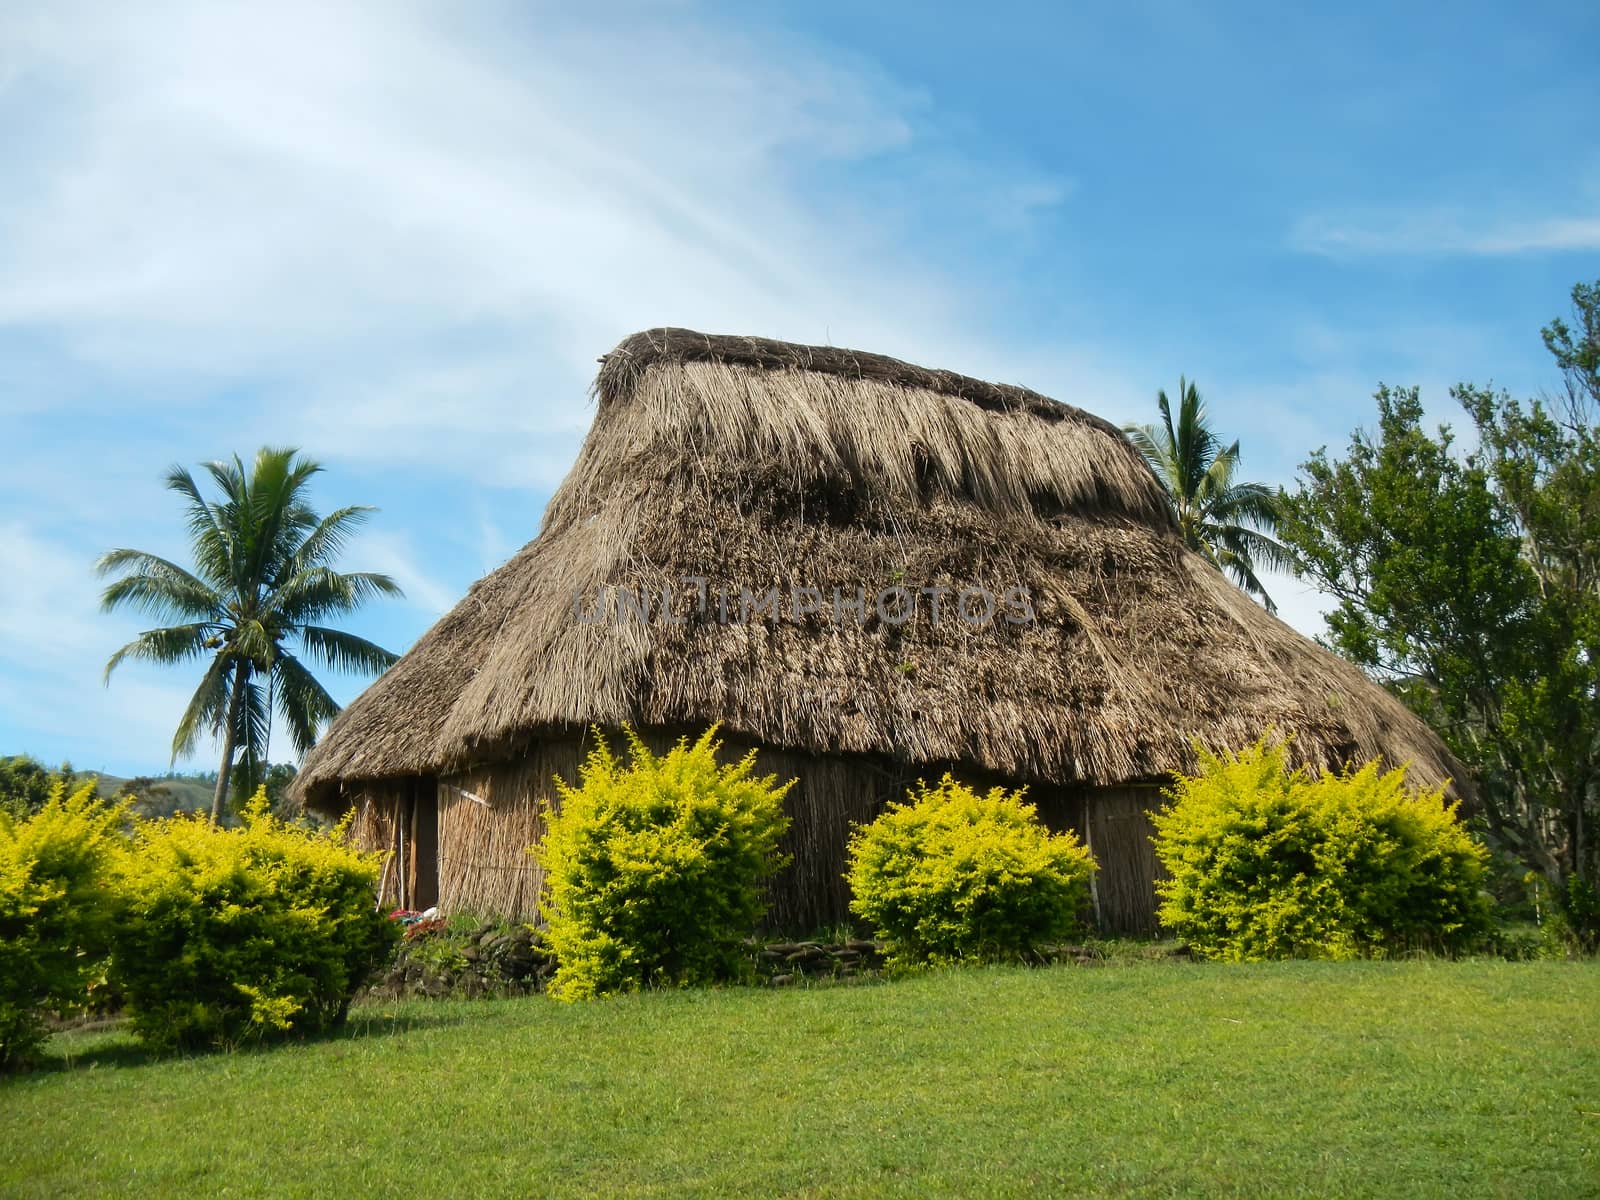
[396, 799, 408, 911]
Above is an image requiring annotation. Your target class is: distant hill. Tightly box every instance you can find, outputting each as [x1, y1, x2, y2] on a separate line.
[90, 772, 216, 817]
[4, 755, 294, 820]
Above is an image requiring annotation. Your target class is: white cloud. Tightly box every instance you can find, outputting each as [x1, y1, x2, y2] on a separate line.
[0, 520, 206, 771]
[0, 0, 1071, 482]
[1290, 210, 1600, 258]
[0, 521, 106, 663]
[355, 530, 460, 620]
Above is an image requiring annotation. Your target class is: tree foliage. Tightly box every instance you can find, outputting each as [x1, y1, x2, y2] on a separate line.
[98, 448, 402, 822]
[1124, 378, 1291, 609]
[0, 756, 83, 820]
[1279, 281, 1600, 946]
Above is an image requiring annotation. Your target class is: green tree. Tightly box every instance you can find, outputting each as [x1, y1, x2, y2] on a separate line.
[1278, 280, 1600, 946]
[1124, 378, 1292, 610]
[0, 756, 79, 819]
[1542, 279, 1600, 413]
[98, 448, 402, 824]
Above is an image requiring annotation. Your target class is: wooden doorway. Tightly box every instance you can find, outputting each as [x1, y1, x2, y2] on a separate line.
[406, 777, 439, 910]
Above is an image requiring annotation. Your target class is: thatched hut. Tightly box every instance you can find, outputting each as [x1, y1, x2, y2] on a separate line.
[295, 328, 1463, 934]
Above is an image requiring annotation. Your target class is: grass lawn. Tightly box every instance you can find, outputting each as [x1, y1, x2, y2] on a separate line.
[3, 960, 1597, 1198]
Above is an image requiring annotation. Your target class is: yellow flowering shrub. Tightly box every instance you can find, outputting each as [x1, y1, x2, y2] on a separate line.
[112, 789, 398, 1050]
[1152, 737, 1491, 960]
[846, 776, 1097, 965]
[537, 727, 793, 1001]
[0, 782, 126, 1068]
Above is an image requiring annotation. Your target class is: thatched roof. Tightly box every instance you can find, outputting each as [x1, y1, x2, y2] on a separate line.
[296, 328, 1465, 809]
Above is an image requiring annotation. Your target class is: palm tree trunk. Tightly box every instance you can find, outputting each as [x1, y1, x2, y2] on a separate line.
[209, 660, 251, 824]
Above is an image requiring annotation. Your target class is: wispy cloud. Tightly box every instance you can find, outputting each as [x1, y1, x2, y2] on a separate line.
[0, 0, 1089, 770]
[356, 531, 461, 620]
[0, 0, 1071, 484]
[1290, 210, 1600, 258]
[0, 520, 204, 770]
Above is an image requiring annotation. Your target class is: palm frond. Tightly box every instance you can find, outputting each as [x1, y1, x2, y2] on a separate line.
[290, 505, 372, 572]
[1209, 541, 1274, 608]
[1187, 528, 1224, 572]
[1126, 425, 1164, 467]
[1155, 387, 1178, 452]
[1122, 423, 1172, 474]
[233, 618, 277, 667]
[233, 673, 272, 781]
[1196, 440, 1241, 507]
[233, 744, 265, 801]
[1171, 379, 1220, 500]
[1123, 421, 1186, 526]
[1213, 527, 1292, 610]
[274, 653, 341, 756]
[1211, 481, 1286, 533]
[204, 455, 253, 596]
[104, 623, 218, 681]
[271, 568, 404, 624]
[297, 625, 400, 676]
[97, 550, 223, 622]
[247, 449, 323, 582]
[1216, 523, 1297, 574]
[163, 467, 236, 589]
[170, 654, 232, 762]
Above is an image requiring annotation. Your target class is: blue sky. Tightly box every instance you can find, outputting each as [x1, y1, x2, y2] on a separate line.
[2, 1, 1596, 775]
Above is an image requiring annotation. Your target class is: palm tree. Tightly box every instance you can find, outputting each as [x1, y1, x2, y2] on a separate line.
[99, 447, 402, 823]
[1124, 378, 1292, 611]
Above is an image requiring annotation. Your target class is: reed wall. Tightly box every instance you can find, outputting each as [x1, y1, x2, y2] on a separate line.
[436, 746, 580, 920]
[344, 736, 1168, 936]
[1081, 786, 1164, 935]
[348, 781, 407, 911]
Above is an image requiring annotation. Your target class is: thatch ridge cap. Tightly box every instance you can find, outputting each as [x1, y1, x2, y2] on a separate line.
[596, 328, 1123, 436]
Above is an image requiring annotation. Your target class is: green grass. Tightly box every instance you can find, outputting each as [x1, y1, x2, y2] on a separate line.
[4, 961, 1597, 1198]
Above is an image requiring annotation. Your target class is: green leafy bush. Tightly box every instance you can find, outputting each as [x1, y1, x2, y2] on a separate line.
[1151, 737, 1492, 960]
[537, 727, 793, 1000]
[0, 782, 126, 1068]
[112, 790, 398, 1050]
[846, 775, 1097, 965]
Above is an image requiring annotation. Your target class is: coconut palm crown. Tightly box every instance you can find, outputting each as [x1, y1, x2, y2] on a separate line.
[98, 447, 402, 822]
[1123, 378, 1291, 611]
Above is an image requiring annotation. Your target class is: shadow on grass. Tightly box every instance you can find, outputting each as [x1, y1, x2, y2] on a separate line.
[22, 1004, 473, 1077]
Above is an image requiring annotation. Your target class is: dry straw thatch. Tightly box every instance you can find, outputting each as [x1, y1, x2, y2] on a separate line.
[297, 328, 1464, 813]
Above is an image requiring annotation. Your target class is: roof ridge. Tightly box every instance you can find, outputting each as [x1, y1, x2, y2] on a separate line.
[595, 327, 1126, 439]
